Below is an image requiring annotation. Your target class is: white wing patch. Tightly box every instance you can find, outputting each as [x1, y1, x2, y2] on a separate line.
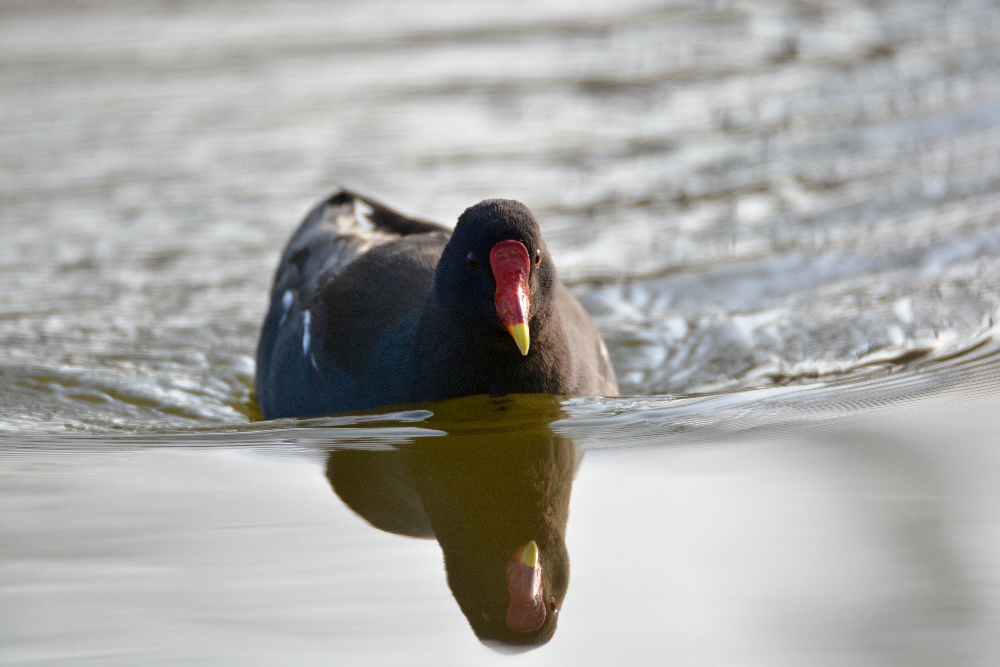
[302, 309, 312, 355]
[302, 197, 397, 283]
[352, 198, 376, 232]
[279, 289, 294, 326]
[302, 309, 321, 371]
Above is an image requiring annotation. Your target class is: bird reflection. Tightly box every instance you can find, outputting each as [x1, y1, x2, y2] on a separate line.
[324, 394, 578, 648]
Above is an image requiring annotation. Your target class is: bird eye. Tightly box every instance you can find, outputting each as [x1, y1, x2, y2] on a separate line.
[534, 249, 542, 267]
[466, 253, 481, 271]
[548, 597, 558, 614]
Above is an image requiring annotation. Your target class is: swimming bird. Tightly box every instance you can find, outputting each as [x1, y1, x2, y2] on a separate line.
[255, 190, 617, 419]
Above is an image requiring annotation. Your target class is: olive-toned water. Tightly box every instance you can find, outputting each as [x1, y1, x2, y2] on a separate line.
[3, 0, 1000, 664]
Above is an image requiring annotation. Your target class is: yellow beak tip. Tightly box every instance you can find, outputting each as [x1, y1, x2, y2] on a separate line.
[507, 322, 530, 356]
[518, 540, 540, 568]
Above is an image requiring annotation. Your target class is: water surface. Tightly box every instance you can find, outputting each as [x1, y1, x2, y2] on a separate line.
[3, 0, 1000, 663]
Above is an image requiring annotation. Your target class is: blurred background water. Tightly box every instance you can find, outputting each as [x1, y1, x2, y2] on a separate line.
[2, 0, 1000, 664]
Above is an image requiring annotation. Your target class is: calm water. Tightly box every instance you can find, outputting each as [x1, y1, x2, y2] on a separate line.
[3, 0, 1000, 663]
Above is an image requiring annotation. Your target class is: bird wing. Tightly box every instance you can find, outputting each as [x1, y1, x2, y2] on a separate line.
[268, 189, 449, 308]
[255, 191, 449, 418]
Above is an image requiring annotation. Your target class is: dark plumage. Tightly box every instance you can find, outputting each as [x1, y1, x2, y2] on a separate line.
[325, 394, 577, 648]
[256, 190, 617, 419]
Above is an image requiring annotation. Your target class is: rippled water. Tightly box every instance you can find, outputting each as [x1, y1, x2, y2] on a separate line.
[3, 0, 1000, 663]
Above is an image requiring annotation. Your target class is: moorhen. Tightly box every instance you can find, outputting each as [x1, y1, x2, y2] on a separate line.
[255, 190, 617, 419]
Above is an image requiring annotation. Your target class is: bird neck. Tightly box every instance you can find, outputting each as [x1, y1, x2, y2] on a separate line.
[406, 298, 571, 403]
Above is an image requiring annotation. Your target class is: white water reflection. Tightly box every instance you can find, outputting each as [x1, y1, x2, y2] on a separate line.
[3, 389, 1000, 664]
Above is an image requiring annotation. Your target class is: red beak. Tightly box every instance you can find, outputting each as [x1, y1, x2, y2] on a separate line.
[506, 540, 545, 633]
[489, 240, 531, 355]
